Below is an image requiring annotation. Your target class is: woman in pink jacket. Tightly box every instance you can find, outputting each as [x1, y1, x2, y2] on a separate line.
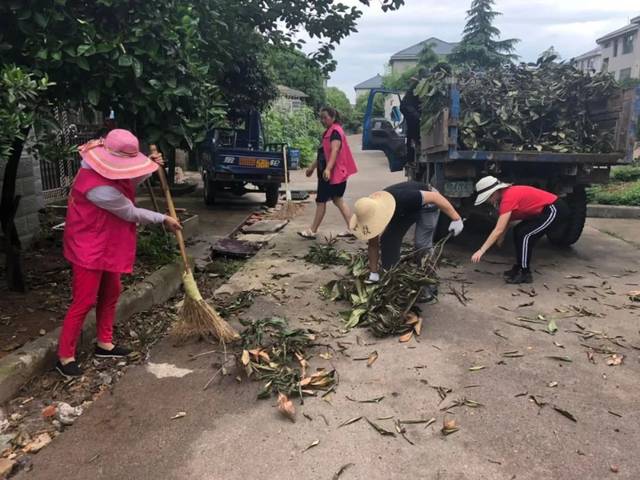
[298, 107, 358, 239]
[57, 129, 181, 378]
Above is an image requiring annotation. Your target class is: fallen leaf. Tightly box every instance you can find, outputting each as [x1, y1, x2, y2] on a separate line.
[414, 317, 423, 336]
[441, 418, 459, 435]
[547, 355, 572, 363]
[469, 365, 486, 372]
[346, 395, 384, 404]
[610, 464, 619, 473]
[332, 463, 355, 480]
[606, 354, 624, 366]
[170, 411, 187, 420]
[303, 439, 320, 452]
[552, 405, 577, 422]
[367, 351, 379, 367]
[240, 350, 250, 366]
[399, 331, 413, 343]
[277, 393, 296, 422]
[338, 416, 363, 428]
[319, 352, 333, 360]
[546, 319, 558, 335]
[404, 312, 419, 325]
[501, 351, 524, 358]
[23, 433, 52, 453]
[548, 381, 558, 388]
[365, 417, 396, 436]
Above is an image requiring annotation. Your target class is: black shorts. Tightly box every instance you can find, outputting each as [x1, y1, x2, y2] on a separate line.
[316, 180, 347, 203]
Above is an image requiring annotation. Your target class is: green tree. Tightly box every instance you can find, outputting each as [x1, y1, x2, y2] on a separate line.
[325, 87, 358, 131]
[267, 46, 326, 110]
[0, 66, 51, 291]
[450, 0, 519, 68]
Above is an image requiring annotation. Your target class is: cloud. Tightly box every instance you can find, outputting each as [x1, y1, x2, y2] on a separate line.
[314, 0, 639, 101]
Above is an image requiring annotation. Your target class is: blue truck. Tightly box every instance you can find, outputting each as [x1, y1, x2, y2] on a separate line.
[363, 85, 640, 245]
[198, 110, 286, 207]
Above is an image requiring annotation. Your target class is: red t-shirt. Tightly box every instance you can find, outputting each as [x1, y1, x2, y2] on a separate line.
[499, 186, 558, 221]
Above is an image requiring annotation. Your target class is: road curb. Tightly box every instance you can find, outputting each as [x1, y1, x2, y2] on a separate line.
[587, 204, 640, 219]
[0, 258, 187, 404]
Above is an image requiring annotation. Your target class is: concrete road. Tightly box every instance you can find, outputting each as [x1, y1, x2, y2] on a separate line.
[17, 137, 640, 480]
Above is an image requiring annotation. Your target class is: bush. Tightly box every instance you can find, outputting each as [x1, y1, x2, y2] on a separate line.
[137, 228, 178, 267]
[262, 104, 323, 167]
[587, 181, 640, 206]
[611, 165, 640, 182]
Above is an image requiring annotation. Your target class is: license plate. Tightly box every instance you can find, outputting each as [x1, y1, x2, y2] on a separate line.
[444, 181, 474, 198]
[256, 159, 270, 169]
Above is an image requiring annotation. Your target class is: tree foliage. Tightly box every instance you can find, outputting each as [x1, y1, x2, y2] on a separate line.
[267, 46, 326, 110]
[262, 105, 323, 167]
[450, 0, 519, 68]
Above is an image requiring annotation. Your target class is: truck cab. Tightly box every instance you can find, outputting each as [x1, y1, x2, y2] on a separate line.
[198, 110, 286, 207]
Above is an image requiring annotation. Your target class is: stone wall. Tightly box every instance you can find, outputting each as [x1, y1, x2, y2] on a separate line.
[0, 135, 44, 246]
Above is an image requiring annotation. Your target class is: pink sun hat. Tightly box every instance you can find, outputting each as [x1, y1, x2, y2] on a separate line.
[79, 129, 159, 180]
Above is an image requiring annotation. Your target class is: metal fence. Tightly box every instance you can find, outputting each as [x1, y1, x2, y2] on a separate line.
[39, 108, 102, 204]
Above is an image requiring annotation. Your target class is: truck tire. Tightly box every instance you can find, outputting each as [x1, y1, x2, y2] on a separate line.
[203, 176, 216, 205]
[265, 183, 280, 208]
[547, 185, 587, 247]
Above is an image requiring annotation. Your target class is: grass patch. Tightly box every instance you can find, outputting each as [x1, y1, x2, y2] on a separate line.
[136, 228, 178, 267]
[587, 180, 640, 206]
[611, 165, 640, 182]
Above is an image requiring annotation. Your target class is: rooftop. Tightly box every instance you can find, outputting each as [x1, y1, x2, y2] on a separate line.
[596, 17, 640, 44]
[573, 47, 601, 61]
[354, 74, 384, 90]
[277, 85, 308, 98]
[390, 37, 458, 61]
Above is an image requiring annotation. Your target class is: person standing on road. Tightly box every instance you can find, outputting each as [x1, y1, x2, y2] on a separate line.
[57, 129, 182, 378]
[471, 176, 569, 284]
[298, 107, 358, 239]
[349, 181, 464, 284]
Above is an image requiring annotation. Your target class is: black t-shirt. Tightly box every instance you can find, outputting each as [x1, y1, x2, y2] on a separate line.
[317, 130, 342, 175]
[384, 181, 430, 218]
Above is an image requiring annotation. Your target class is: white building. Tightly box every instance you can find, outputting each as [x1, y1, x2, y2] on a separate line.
[596, 15, 640, 81]
[573, 47, 602, 75]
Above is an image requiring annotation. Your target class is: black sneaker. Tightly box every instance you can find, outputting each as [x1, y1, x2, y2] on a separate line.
[95, 345, 132, 358]
[56, 360, 83, 379]
[505, 269, 533, 284]
[503, 264, 520, 278]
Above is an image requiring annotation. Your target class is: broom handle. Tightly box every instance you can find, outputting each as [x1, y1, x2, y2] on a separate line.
[151, 145, 191, 273]
[282, 145, 291, 200]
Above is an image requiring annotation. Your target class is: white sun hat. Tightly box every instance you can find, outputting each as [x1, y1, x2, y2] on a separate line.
[349, 191, 396, 240]
[474, 176, 511, 206]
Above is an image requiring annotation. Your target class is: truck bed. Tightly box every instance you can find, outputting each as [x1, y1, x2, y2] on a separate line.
[421, 85, 640, 165]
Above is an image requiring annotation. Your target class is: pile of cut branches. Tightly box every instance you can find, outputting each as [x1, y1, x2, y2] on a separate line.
[323, 240, 446, 338]
[416, 56, 619, 153]
[304, 237, 351, 267]
[239, 317, 335, 399]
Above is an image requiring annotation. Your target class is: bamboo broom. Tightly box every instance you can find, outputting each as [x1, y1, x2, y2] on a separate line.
[151, 145, 239, 343]
[278, 145, 299, 220]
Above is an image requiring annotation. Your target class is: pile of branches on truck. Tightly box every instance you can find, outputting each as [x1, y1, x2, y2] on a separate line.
[415, 56, 620, 154]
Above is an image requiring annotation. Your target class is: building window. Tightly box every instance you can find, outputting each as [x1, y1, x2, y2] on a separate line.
[602, 58, 609, 73]
[613, 39, 618, 57]
[622, 33, 634, 54]
[619, 68, 632, 81]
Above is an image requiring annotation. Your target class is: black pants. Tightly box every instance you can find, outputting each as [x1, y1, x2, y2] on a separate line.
[513, 199, 569, 270]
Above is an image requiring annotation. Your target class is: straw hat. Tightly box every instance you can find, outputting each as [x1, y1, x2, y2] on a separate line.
[349, 191, 396, 240]
[79, 129, 159, 180]
[474, 176, 511, 206]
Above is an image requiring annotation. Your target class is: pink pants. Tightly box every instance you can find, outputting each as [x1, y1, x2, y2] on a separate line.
[58, 264, 122, 359]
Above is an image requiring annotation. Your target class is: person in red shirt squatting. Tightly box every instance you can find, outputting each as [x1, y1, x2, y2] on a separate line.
[471, 176, 569, 284]
[57, 129, 182, 378]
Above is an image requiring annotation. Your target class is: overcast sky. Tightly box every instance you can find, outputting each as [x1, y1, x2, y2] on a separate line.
[319, 0, 639, 101]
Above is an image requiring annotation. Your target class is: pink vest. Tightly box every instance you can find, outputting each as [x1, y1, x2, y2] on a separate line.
[323, 123, 358, 185]
[63, 169, 137, 273]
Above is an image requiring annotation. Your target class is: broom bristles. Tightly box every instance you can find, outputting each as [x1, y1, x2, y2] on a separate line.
[277, 200, 300, 220]
[173, 271, 240, 343]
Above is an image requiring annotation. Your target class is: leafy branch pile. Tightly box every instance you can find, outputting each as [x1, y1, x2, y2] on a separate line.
[322, 252, 439, 338]
[416, 57, 619, 153]
[239, 317, 335, 399]
[304, 238, 351, 267]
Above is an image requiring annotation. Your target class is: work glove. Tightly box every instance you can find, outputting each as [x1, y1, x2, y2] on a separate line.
[365, 272, 380, 284]
[448, 219, 464, 237]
